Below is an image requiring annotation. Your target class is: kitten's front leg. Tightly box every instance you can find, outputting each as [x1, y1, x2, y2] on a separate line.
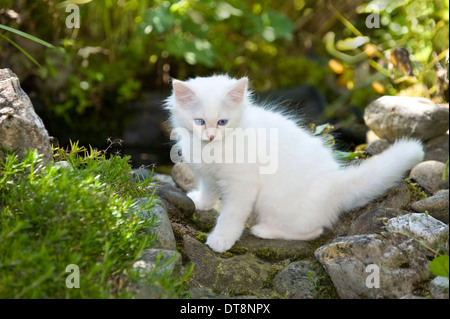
[206, 187, 257, 253]
[187, 178, 219, 211]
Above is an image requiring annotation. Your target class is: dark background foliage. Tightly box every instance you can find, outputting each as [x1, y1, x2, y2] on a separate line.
[0, 0, 448, 166]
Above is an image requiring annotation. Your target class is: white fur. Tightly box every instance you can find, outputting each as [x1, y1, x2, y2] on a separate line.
[165, 75, 425, 253]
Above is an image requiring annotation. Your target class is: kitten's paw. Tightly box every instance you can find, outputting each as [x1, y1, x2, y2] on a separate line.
[187, 190, 215, 211]
[206, 232, 236, 253]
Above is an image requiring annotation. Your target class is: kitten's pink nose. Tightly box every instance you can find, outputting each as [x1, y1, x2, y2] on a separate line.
[209, 135, 215, 141]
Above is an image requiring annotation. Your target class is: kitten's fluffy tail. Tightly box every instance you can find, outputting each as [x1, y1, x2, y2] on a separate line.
[334, 139, 424, 213]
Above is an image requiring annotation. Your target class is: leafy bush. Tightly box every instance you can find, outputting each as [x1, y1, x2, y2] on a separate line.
[0, 147, 188, 298]
[0, 1, 448, 147]
[325, 0, 449, 120]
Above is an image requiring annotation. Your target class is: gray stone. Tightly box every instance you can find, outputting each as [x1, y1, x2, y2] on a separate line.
[153, 173, 177, 187]
[349, 207, 407, 235]
[273, 261, 317, 299]
[365, 139, 390, 156]
[171, 162, 198, 192]
[188, 287, 226, 299]
[385, 213, 449, 252]
[191, 209, 219, 232]
[429, 276, 449, 299]
[0, 68, 52, 163]
[133, 248, 182, 275]
[130, 248, 182, 298]
[183, 236, 272, 295]
[131, 168, 153, 182]
[152, 183, 196, 222]
[410, 190, 449, 224]
[316, 213, 448, 299]
[363, 96, 449, 142]
[137, 199, 177, 251]
[233, 229, 313, 260]
[424, 133, 449, 163]
[315, 232, 432, 299]
[410, 161, 449, 193]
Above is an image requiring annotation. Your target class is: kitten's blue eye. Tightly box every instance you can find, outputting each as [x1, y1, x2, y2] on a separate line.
[194, 119, 205, 125]
[217, 119, 228, 126]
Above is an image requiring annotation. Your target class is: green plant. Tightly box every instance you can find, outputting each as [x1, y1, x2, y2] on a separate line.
[324, 0, 449, 121]
[429, 255, 449, 288]
[384, 212, 449, 291]
[304, 268, 339, 299]
[0, 148, 188, 298]
[0, 24, 55, 67]
[306, 122, 367, 161]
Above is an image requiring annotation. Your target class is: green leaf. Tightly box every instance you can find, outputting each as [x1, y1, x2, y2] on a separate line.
[142, 4, 175, 34]
[429, 255, 449, 278]
[0, 33, 42, 68]
[164, 35, 217, 67]
[262, 11, 294, 40]
[334, 150, 359, 161]
[415, 46, 433, 63]
[0, 24, 55, 48]
[314, 123, 334, 135]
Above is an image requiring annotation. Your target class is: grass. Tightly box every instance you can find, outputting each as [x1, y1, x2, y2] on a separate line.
[0, 145, 189, 298]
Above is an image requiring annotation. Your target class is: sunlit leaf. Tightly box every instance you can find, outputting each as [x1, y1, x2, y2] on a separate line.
[336, 36, 370, 51]
[429, 255, 449, 278]
[261, 11, 294, 40]
[215, 2, 242, 20]
[414, 46, 433, 64]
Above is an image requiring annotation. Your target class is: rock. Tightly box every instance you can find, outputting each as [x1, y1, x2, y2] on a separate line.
[363, 96, 449, 142]
[153, 173, 177, 187]
[273, 261, 317, 299]
[137, 199, 177, 251]
[171, 162, 198, 192]
[0, 68, 52, 163]
[233, 229, 313, 260]
[429, 276, 449, 299]
[316, 213, 448, 299]
[132, 248, 182, 275]
[191, 209, 219, 232]
[366, 130, 381, 145]
[315, 233, 432, 299]
[424, 133, 449, 163]
[410, 190, 449, 224]
[385, 213, 449, 252]
[365, 139, 390, 156]
[349, 207, 407, 235]
[130, 248, 182, 298]
[410, 161, 449, 193]
[188, 287, 226, 299]
[152, 183, 196, 222]
[183, 236, 272, 295]
[131, 168, 153, 182]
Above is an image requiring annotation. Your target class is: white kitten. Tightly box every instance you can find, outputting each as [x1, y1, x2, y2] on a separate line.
[165, 75, 424, 253]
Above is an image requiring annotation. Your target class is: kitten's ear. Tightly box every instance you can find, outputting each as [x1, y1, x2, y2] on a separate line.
[172, 79, 196, 107]
[226, 77, 248, 104]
